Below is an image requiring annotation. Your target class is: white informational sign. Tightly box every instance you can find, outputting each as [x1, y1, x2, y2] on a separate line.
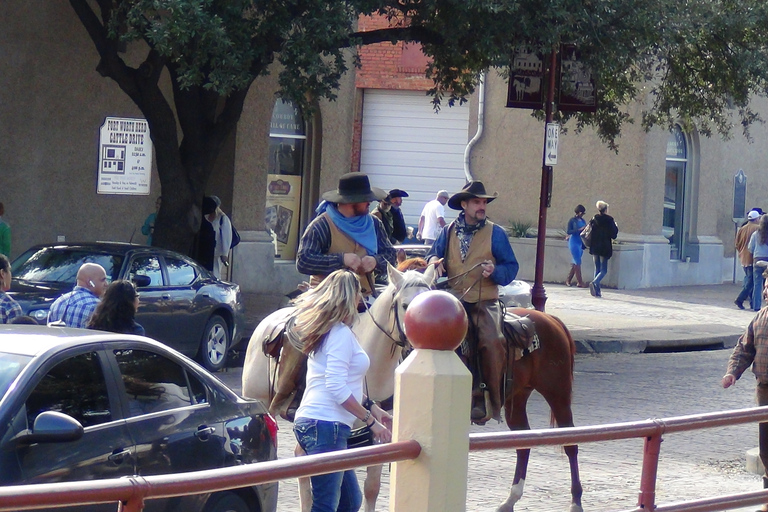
[97, 117, 153, 195]
[545, 122, 559, 165]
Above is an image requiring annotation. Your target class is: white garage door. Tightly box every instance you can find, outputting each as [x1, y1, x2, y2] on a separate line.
[361, 89, 470, 227]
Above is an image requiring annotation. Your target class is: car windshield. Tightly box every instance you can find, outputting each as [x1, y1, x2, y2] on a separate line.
[0, 353, 31, 399]
[11, 248, 123, 284]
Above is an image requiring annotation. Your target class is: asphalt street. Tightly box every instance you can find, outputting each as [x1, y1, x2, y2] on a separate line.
[219, 348, 764, 511]
[225, 281, 765, 510]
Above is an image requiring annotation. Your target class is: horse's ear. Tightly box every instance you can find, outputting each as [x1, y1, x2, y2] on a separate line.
[387, 262, 404, 288]
[423, 263, 437, 286]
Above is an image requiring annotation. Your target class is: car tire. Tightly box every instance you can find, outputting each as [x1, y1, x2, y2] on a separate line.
[199, 314, 230, 372]
[203, 491, 251, 512]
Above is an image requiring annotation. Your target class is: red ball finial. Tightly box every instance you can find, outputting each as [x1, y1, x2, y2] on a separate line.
[404, 290, 468, 350]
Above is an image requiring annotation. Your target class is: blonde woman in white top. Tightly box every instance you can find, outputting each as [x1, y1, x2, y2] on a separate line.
[292, 269, 392, 512]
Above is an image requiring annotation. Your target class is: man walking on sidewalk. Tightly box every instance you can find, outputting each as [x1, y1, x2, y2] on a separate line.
[735, 209, 761, 309]
[722, 270, 768, 511]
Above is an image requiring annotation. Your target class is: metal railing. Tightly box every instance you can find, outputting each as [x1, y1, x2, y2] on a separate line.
[3, 407, 768, 511]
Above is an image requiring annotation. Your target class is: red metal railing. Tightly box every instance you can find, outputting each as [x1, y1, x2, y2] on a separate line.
[470, 406, 768, 512]
[3, 407, 768, 511]
[0, 441, 420, 512]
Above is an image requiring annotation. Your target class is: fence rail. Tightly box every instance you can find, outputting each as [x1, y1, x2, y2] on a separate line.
[3, 405, 768, 511]
[0, 441, 420, 512]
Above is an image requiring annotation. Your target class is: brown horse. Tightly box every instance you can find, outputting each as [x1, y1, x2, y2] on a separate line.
[496, 307, 583, 512]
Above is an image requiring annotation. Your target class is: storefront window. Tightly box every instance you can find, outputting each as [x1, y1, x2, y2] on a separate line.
[664, 125, 687, 260]
[266, 100, 305, 259]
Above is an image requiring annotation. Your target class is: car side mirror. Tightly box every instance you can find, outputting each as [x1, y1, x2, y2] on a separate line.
[133, 275, 152, 288]
[12, 411, 84, 446]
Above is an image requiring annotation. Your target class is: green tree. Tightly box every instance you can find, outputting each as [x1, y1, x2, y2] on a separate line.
[70, 0, 768, 252]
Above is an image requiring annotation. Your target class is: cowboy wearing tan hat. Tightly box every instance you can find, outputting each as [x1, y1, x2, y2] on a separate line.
[426, 180, 519, 423]
[297, 172, 396, 295]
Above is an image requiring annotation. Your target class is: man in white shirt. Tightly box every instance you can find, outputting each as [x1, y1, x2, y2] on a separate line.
[418, 190, 449, 245]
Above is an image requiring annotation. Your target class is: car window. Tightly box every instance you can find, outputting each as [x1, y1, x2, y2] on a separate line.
[114, 349, 207, 417]
[129, 256, 163, 287]
[166, 257, 197, 286]
[12, 249, 122, 284]
[25, 352, 112, 429]
[0, 353, 31, 398]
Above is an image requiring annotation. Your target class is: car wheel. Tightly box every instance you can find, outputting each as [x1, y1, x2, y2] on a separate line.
[203, 491, 251, 512]
[199, 314, 230, 372]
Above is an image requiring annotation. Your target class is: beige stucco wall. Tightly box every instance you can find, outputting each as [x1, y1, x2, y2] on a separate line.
[470, 74, 768, 262]
[1, 2, 162, 259]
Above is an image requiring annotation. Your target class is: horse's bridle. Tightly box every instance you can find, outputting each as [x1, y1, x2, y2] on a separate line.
[363, 277, 434, 351]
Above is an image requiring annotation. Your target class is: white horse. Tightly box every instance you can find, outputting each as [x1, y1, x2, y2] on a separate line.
[241, 263, 436, 512]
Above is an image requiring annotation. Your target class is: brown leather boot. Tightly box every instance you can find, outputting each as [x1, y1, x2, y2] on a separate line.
[565, 264, 576, 287]
[575, 265, 589, 288]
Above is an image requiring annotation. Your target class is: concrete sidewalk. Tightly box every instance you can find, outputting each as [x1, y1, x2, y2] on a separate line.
[544, 281, 755, 353]
[240, 281, 756, 354]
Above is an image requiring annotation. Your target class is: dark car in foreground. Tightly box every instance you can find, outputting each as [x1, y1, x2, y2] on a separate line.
[0, 326, 278, 512]
[9, 242, 246, 371]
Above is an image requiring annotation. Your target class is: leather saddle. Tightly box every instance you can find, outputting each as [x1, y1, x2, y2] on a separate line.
[502, 312, 539, 359]
[260, 312, 307, 420]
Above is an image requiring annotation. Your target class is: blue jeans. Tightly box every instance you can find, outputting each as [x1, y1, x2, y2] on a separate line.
[593, 255, 609, 293]
[754, 264, 766, 312]
[294, 418, 362, 512]
[737, 265, 754, 308]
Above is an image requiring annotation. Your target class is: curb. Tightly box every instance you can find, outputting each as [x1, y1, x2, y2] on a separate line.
[573, 332, 741, 354]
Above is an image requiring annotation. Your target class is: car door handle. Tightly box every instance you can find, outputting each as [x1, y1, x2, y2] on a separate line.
[195, 425, 215, 441]
[108, 447, 131, 464]
[162, 294, 171, 300]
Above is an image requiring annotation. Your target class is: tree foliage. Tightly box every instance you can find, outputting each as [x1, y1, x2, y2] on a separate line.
[69, 0, 768, 251]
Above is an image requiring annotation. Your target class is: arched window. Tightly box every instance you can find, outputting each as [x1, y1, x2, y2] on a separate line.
[266, 99, 306, 260]
[663, 125, 688, 260]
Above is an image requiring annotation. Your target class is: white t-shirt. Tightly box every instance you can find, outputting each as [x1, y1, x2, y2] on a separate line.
[294, 323, 370, 427]
[420, 199, 446, 240]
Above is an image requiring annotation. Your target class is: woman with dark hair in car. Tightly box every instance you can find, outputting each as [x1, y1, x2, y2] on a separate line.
[87, 280, 145, 335]
[0, 254, 22, 324]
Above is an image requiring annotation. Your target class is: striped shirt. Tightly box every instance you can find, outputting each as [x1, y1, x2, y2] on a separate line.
[296, 214, 396, 277]
[727, 307, 768, 384]
[0, 292, 22, 324]
[47, 286, 100, 328]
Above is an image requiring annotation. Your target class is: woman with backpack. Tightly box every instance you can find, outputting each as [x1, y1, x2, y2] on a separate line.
[587, 201, 619, 297]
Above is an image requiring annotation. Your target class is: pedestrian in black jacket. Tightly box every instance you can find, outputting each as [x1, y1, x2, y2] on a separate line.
[587, 201, 618, 297]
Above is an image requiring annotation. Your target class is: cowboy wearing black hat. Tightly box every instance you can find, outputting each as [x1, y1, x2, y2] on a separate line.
[426, 180, 519, 423]
[373, 188, 410, 244]
[297, 172, 396, 295]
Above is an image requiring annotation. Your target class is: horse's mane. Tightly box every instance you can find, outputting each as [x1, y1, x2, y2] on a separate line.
[397, 257, 427, 272]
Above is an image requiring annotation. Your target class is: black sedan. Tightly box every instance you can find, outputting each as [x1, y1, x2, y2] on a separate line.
[9, 242, 246, 371]
[0, 326, 278, 512]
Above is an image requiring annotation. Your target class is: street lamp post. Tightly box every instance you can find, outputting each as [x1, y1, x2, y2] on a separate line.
[530, 49, 558, 312]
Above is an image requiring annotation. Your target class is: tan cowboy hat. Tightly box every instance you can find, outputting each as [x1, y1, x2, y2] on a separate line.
[448, 180, 498, 210]
[321, 172, 386, 204]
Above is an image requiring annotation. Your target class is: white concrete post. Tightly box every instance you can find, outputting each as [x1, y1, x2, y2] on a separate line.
[389, 290, 471, 512]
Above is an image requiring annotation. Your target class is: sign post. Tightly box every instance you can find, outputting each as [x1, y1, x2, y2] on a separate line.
[733, 169, 747, 283]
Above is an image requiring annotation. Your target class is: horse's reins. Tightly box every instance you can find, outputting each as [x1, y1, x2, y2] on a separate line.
[362, 278, 434, 351]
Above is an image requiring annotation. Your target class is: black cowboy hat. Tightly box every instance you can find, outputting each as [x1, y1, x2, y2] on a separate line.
[322, 172, 386, 204]
[448, 180, 498, 210]
[388, 189, 409, 199]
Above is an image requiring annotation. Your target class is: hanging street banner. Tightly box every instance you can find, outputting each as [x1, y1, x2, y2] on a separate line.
[506, 47, 545, 109]
[558, 44, 597, 112]
[97, 117, 153, 195]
